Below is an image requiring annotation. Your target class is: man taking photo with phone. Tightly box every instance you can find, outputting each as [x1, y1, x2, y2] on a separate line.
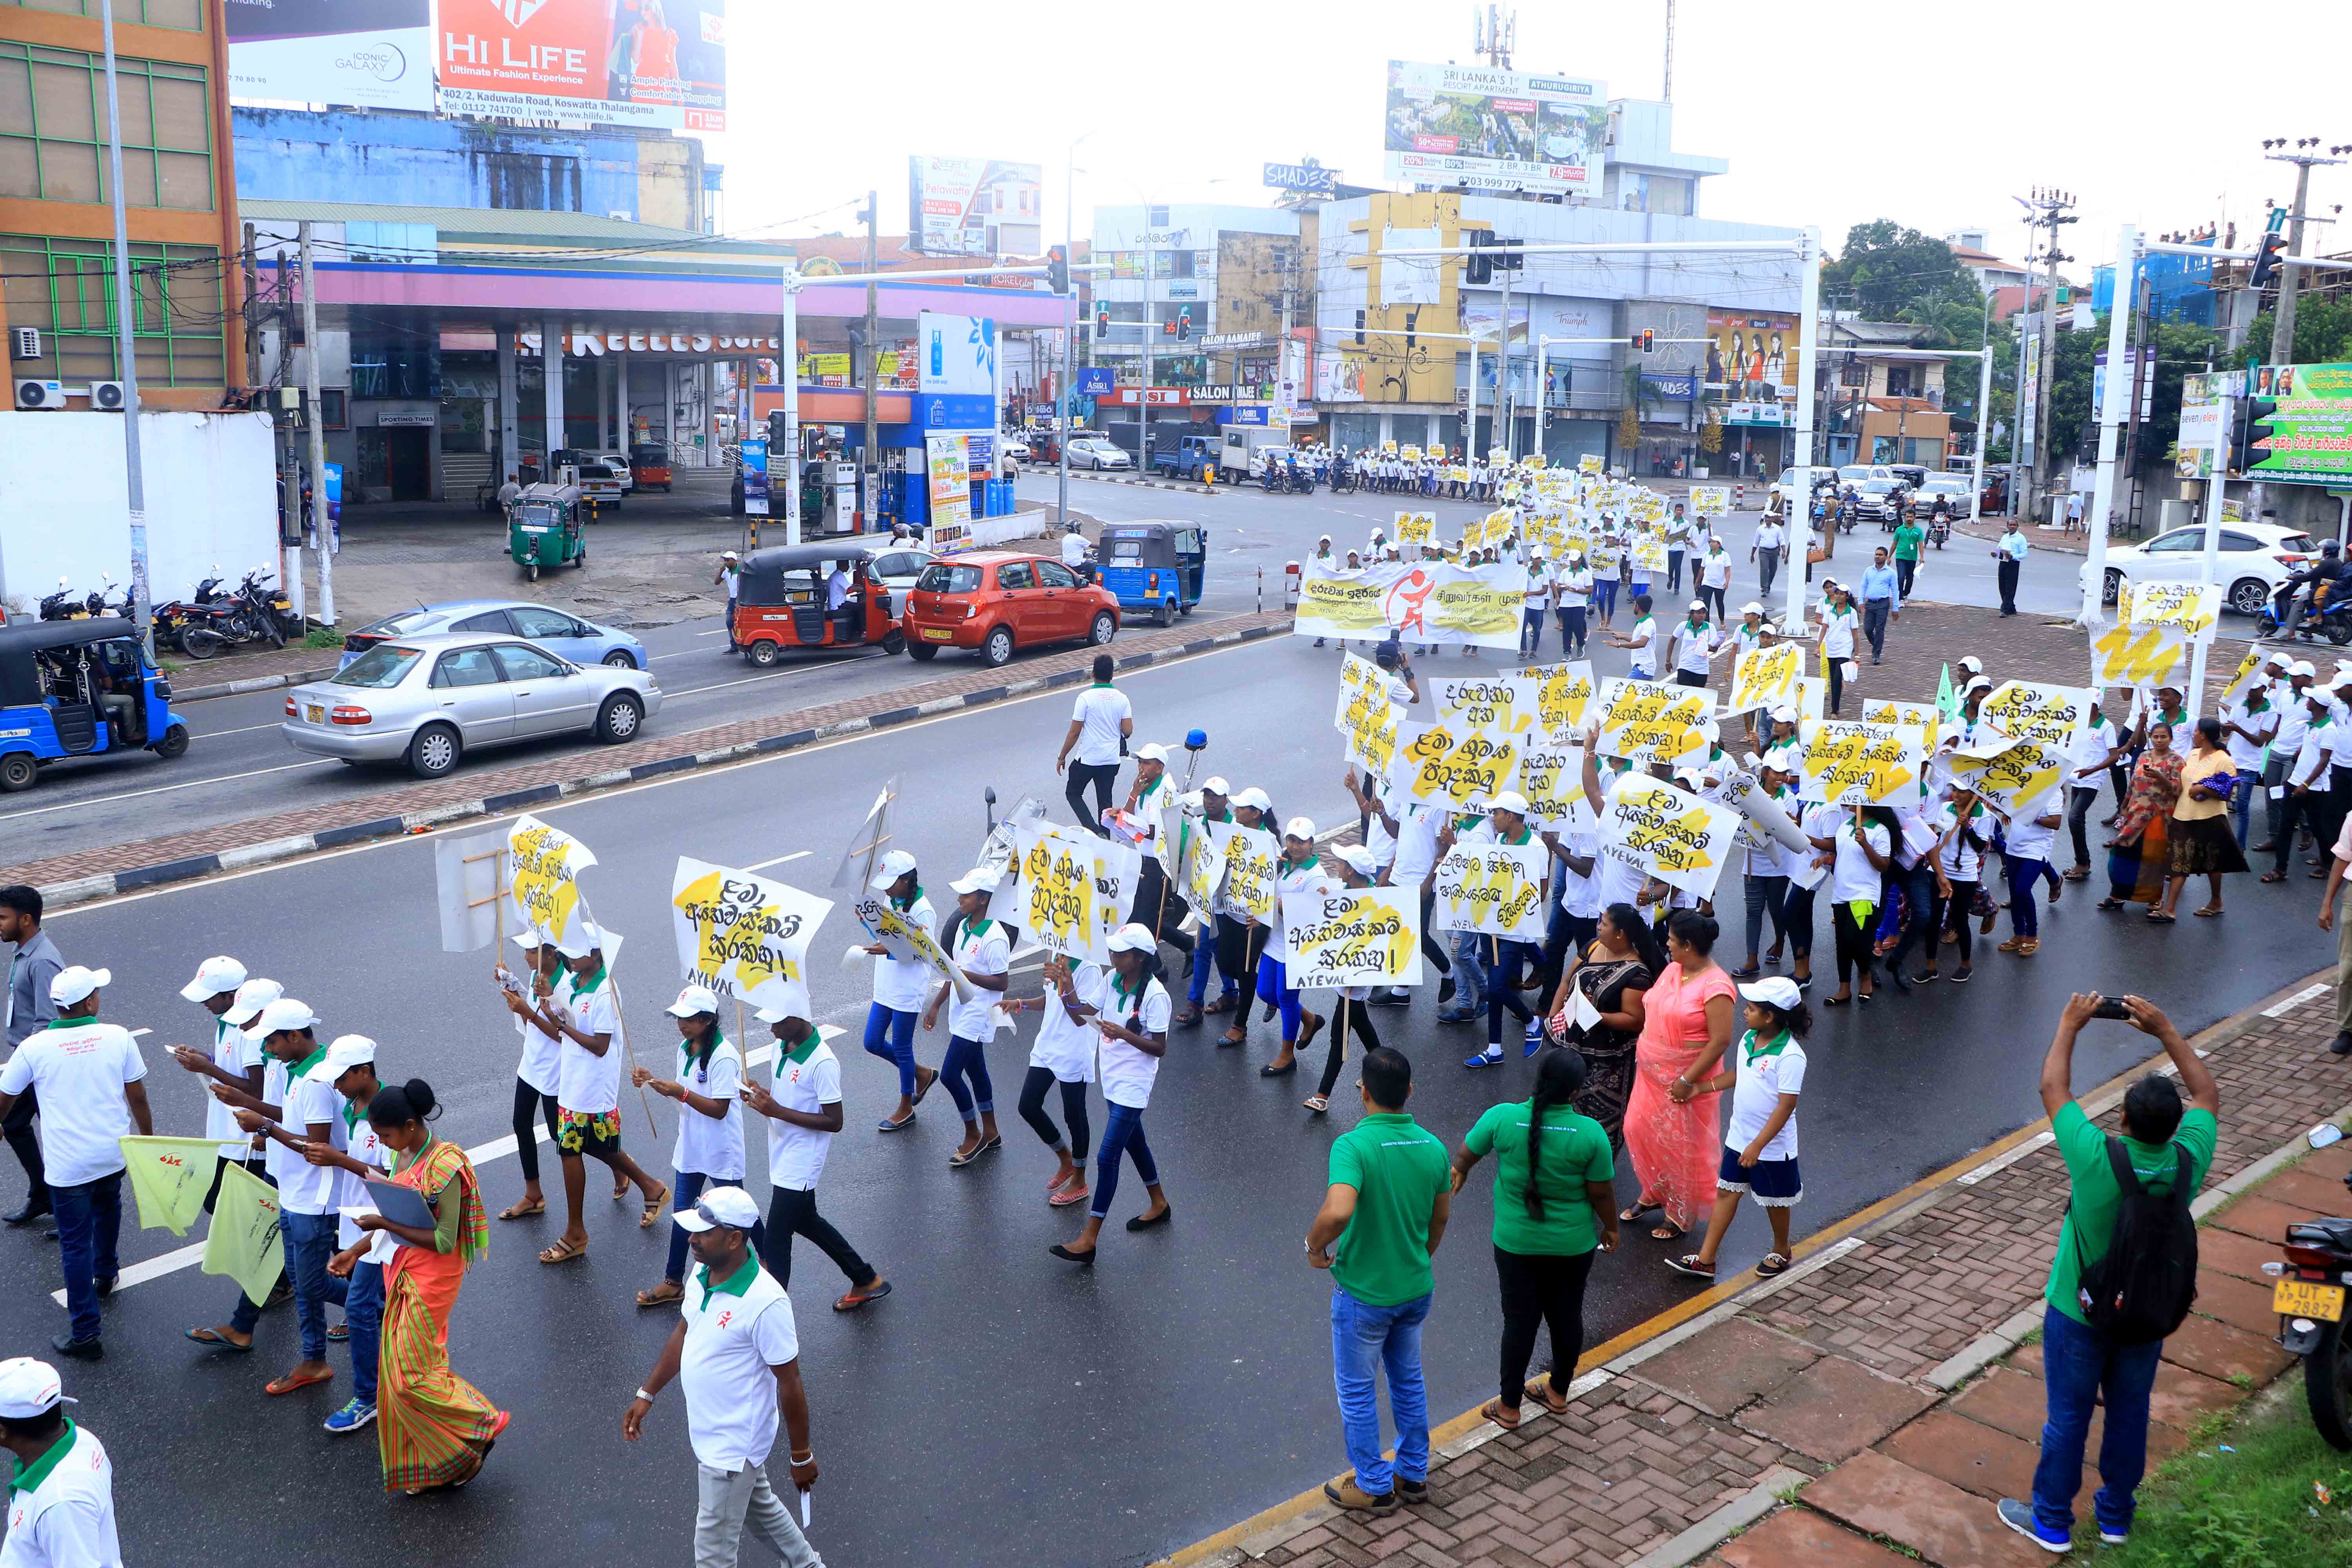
[1999, 993, 2218, 1554]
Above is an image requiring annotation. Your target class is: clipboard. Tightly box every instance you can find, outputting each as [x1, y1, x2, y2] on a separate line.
[363, 1177, 437, 1233]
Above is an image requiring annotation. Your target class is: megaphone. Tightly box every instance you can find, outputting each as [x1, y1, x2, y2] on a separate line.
[1719, 771, 1812, 855]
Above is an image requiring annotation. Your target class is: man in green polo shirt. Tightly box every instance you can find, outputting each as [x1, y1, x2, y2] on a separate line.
[1305, 1047, 1451, 1514]
[1998, 994, 2218, 1555]
[1890, 513, 1924, 599]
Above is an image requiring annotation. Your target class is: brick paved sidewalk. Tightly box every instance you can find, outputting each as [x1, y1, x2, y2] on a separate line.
[7, 610, 1292, 903]
[1180, 976, 2352, 1568]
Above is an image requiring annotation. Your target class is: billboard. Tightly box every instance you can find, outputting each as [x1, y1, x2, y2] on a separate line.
[2175, 371, 2236, 481]
[225, 0, 433, 111]
[909, 157, 1044, 258]
[1704, 310, 1796, 396]
[1382, 60, 1605, 194]
[440, 0, 727, 131]
[2249, 363, 2352, 485]
[918, 313, 998, 398]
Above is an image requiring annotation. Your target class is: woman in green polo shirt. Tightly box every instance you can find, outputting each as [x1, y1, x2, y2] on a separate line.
[1450, 1051, 1617, 1428]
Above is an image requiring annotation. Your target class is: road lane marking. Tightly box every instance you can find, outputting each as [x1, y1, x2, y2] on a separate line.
[56, 1025, 846, 1305]
[0, 759, 337, 822]
[190, 720, 294, 739]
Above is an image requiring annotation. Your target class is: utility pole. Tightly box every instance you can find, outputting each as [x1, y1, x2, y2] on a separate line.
[1497, 243, 1513, 460]
[240, 221, 262, 389]
[299, 221, 332, 624]
[1661, 0, 1675, 102]
[2020, 187, 2077, 528]
[97, 0, 150, 654]
[860, 190, 879, 531]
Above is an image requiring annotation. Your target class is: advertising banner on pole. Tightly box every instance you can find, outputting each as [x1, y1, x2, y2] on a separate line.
[1430, 840, 1548, 940]
[1383, 60, 1606, 194]
[918, 313, 999, 397]
[2175, 372, 2234, 481]
[925, 434, 972, 548]
[1280, 887, 1424, 990]
[670, 858, 833, 1018]
[739, 437, 769, 517]
[1598, 773, 1739, 902]
[225, 0, 433, 112]
[438, 0, 728, 131]
[908, 157, 1043, 257]
[2245, 363, 2352, 484]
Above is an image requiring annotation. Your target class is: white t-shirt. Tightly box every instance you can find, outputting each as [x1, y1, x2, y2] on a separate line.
[2004, 788, 2064, 864]
[2272, 702, 2313, 770]
[678, 1258, 800, 1470]
[1726, 1031, 1806, 1161]
[1070, 685, 1132, 769]
[1625, 616, 1659, 677]
[1558, 566, 1593, 601]
[335, 1105, 396, 1257]
[872, 893, 938, 1014]
[1096, 973, 1172, 1109]
[947, 918, 1010, 1040]
[825, 568, 850, 611]
[2067, 717, 2121, 779]
[2225, 701, 2277, 773]
[1062, 531, 1086, 568]
[1267, 860, 1336, 964]
[1671, 621, 1718, 676]
[1556, 828, 1603, 919]
[1818, 605, 1858, 659]
[513, 975, 562, 1097]
[203, 1013, 264, 1160]
[274, 1055, 344, 1215]
[1029, 965, 1104, 1083]
[1831, 819, 1890, 904]
[1523, 570, 1554, 611]
[1388, 806, 1441, 887]
[1, 1422, 121, 1568]
[1700, 550, 1731, 590]
[673, 1034, 746, 1180]
[0, 1021, 145, 1188]
[763, 1034, 839, 1191]
[1931, 801, 1987, 880]
[556, 968, 622, 1115]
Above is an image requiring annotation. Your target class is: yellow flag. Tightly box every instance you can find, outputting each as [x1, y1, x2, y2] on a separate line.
[120, 1136, 225, 1237]
[202, 1161, 285, 1305]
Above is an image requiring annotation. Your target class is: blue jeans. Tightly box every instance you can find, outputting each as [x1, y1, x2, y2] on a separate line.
[2007, 856, 2046, 938]
[1521, 608, 1548, 655]
[664, 1170, 713, 1283]
[2231, 769, 2260, 849]
[2033, 1304, 2163, 1539]
[1484, 938, 1534, 1046]
[345, 1258, 384, 1406]
[1190, 921, 1241, 1006]
[281, 1208, 347, 1363]
[1330, 1285, 1433, 1496]
[1090, 1103, 1158, 1221]
[861, 1003, 920, 1099]
[1256, 954, 1302, 1040]
[52, 1171, 122, 1343]
[1593, 579, 1619, 619]
[1883, 860, 1939, 971]
[1667, 550, 1685, 592]
[1445, 930, 1487, 1015]
[1744, 873, 1789, 960]
[939, 1033, 994, 1124]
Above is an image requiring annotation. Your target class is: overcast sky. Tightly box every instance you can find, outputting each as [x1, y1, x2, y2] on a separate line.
[705, 1, 2347, 278]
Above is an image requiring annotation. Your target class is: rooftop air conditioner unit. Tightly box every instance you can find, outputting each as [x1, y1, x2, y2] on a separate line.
[14, 379, 64, 410]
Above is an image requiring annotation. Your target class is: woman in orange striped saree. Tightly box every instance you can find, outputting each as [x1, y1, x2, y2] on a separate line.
[352, 1078, 508, 1495]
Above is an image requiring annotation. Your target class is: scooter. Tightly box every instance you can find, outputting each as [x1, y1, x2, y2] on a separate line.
[2258, 587, 2352, 648]
[1928, 505, 1953, 550]
[2269, 1167, 2352, 1449]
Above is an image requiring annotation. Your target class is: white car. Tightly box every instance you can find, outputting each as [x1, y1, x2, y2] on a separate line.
[2076, 522, 2321, 617]
[853, 540, 938, 594]
[1067, 437, 1131, 471]
[997, 432, 1033, 463]
[580, 450, 635, 492]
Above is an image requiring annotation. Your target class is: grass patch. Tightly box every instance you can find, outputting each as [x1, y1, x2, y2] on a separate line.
[2018, 1325, 2044, 1348]
[301, 628, 344, 650]
[2098, 1381, 2352, 1566]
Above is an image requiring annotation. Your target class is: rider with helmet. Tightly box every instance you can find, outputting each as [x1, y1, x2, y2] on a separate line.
[2276, 540, 2348, 639]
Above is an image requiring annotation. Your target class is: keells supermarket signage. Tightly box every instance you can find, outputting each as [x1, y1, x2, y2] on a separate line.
[441, 0, 727, 131]
[2248, 363, 2352, 485]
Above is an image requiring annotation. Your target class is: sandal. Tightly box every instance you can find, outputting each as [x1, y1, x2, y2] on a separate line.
[1480, 1397, 1521, 1430]
[2260, 872, 2287, 884]
[1304, 1095, 1330, 1115]
[2194, 904, 2224, 918]
[1523, 1377, 1570, 1416]
[496, 1196, 545, 1221]
[1203, 994, 1237, 1016]
[537, 1236, 588, 1265]
[1619, 1200, 1660, 1223]
[639, 1182, 670, 1228]
[833, 1280, 893, 1312]
[1664, 1252, 1714, 1277]
[2063, 867, 2090, 882]
[635, 1280, 684, 1310]
[2098, 896, 2129, 907]
[2147, 911, 2176, 924]
[1049, 1182, 1091, 1208]
[265, 1367, 334, 1396]
[1172, 1005, 1203, 1028]
[1216, 1030, 1247, 1049]
[1650, 1222, 1684, 1242]
[1756, 1252, 1793, 1277]
[184, 1326, 254, 1352]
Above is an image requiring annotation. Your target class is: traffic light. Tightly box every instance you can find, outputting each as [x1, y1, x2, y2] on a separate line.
[1497, 241, 1524, 273]
[767, 410, 789, 448]
[1639, 328, 1656, 354]
[1095, 306, 1110, 339]
[1047, 244, 1070, 295]
[1463, 229, 1495, 286]
[2249, 230, 2287, 293]
[2231, 395, 2280, 475]
[1176, 304, 1191, 342]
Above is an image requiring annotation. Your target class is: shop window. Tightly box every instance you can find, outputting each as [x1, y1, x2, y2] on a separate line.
[0, 43, 211, 209]
[349, 331, 439, 400]
[1167, 250, 1194, 279]
[319, 388, 347, 428]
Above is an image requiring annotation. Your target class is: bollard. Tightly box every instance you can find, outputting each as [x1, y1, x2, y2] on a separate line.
[1284, 559, 1301, 610]
[1257, 566, 1263, 615]
[1734, 483, 1746, 510]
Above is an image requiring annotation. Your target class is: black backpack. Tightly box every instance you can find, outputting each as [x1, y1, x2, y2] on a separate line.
[2075, 1139, 2199, 1344]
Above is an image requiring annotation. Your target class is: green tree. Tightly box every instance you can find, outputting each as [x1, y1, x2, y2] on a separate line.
[1822, 221, 1982, 321]
[2244, 298, 2352, 366]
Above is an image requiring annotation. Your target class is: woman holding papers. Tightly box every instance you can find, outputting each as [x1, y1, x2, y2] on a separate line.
[1257, 819, 1332, 1080]
[924, 869, 1011, 1169]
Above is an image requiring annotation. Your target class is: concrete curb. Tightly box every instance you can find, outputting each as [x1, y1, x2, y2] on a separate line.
[1067, 470, 1212, 495]
[174, 663, 340, 704]
[41, 621, 1285, 911]
[1624, 1467, 1814, 1568]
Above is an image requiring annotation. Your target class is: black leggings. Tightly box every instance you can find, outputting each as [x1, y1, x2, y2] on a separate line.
[1825, 655, 1845, 715]
[1929, 877, 1977, 965]
[2067, 785, 2098, 870]
[1065, 760, 1120, 834]
[1831, 900, 1875, 985]
[1017, 1066, 1091, 1161]
[1415, 885, 1453, 976]
[1317, 1000, 1384, 1099]
[1129, 859, 1195, 956]
[512, 1078, 559, 1185]
[761, 1186, 875, 1290]
[1495, 1245, 1596, 1409]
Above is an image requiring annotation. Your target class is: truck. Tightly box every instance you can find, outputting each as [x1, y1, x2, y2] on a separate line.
[1148, 435, 1221, 482]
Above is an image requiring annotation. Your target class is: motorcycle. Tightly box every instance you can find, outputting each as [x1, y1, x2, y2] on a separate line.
[2269, 1165, 2352, 1449]
[154, 567, 229, 656]
[1835, 490, 1860, 535]
[38, 574, 123, 621]
[1928, 503, 1953, 550]
[2258, 584, 2352, 647]
[234, 568, 290, 649]
[1329, 461, 1357, 494]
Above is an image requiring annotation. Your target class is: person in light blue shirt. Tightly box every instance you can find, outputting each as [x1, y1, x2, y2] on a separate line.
[1859, 548, 1902, 665]
[1995, 519, 2029, 616]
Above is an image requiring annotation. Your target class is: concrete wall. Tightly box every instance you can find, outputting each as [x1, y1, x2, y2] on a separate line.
[0, 411, 278, 614]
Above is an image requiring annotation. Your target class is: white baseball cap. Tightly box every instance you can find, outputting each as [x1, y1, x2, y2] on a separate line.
[0, 1358, 75, 1420]
[1335, 844, 1380, 877]
[666, 984, 721, 1018]
[949, 866, 1002, 896]
[1770, 705, 1798, 724]
[1134, 742, 1170, 763]
[1738, 975, 1803, 1010]
[1105, 922, 1157, 955]
[1740, 601, 1764, 617]
[554, 921, 610, 960]
[510, 930, 545, 951]
[1958, 656, 1985, 675]
[751, 1000, 805, 1024]
[1282, 815, 1317, 840]
[2293, 660, 2319, 678]
[49, 966, 109, 1008]
[322, 1035, 377, 1073]
[1690, 599, 1708, 613]
[1965, 677, 1993, 695]
[245, 996, 319, 1040]
[223, 978, 283, 1027]
[672, 1185, 763, 1233]
[1490, 791, 1532, 816]
[1201, 776, 1231, 797]
[720, 550, 739, 561]
[867, 849, 918, 891]
[180, 956, 247, 1003]
[1230, 786, 1272, 813]
[2265, 651, 2292, 669]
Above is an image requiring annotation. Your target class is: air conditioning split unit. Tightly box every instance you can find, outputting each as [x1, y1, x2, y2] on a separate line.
[89, 380, 127, 411]
[14, 379, 64, 410]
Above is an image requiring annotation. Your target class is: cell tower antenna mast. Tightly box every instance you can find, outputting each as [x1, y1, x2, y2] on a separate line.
[1474, 4, 1515, 68]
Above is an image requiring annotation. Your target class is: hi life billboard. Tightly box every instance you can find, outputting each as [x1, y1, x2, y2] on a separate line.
[1382, 60, 1605, 194]
[439, 0, 727, 131]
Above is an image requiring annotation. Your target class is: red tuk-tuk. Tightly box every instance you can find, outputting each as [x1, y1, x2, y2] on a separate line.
[630, 442, 673, 492]
[732, 544, 906, 665]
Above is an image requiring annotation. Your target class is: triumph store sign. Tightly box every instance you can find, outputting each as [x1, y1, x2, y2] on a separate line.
[515, 329, 784, 358]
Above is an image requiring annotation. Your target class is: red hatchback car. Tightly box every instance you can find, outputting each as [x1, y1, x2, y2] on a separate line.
[902, 551, 1120, 668]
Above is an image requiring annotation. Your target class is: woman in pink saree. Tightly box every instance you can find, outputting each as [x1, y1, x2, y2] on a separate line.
[1621, 909, 1738, 1240]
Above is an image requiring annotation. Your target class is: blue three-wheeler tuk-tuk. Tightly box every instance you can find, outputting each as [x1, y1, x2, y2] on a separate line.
[0, 617, 189, 791]
[1094, 520, 1207, 626]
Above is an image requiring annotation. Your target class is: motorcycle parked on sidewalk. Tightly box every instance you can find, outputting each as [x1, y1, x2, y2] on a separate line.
[154, 568, 228, 657]
[2269, 1165, 2352, 1449]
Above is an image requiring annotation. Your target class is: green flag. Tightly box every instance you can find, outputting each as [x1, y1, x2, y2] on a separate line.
[119, 1136, 225, 1236]
[1936, 662, 1960, 725]
[202, 1161, 285, 1305]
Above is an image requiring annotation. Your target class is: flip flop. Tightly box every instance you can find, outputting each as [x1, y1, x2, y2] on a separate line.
[1756, 1253, 1793, 1277]
[1049, 1183, 1091, 1209]
[265, 1368, 334, 1396]
[538, 1236, 588, 1265]
[184, 1326, 254, 1352]
[1618, 1201, 1660, 1223]
[639, 1182, 670, 1228]
[635, 1281, 684, 1310]
[832, 1280, 892, 1312]
[1480, 1397, 1521, 1430]
[1523, 1377, 1571, 1416]
[496, 1197, 545, 1221]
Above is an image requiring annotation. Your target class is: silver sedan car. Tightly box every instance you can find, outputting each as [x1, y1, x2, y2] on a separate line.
[281, 632, 662, 779]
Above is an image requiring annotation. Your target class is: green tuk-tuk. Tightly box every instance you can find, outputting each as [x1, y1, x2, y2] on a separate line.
[508, 483, 586, 581]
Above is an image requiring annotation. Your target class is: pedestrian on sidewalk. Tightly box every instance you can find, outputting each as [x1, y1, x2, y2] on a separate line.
[0, 884, 64, 1229]
[1306, 1046, 1452, 1513]
[1622, 911, 1737, 1243]
[630, 987, 747, 1310]
[0, 967, 149, 1359]
[1860, 547, 1901, 665]
[1049, 924, 1172, 1265]
[2160, 718, 2247, 919]
[623, 1186, 826, 1568]
[744, 1003, 891, 1311]
[1056, 655, 1132, 836]
[860, 852, 941, 1132]
[925, 869, 1011, 1168]
[492, 932, 563, 1220]
[1994, 519, 2028, 616]
[1998, 994, 2217, 1554]
[1453, 1049, 1615, 1429]
[1752, 514, 1786, 600]
[1666, 976, 1808, 1280]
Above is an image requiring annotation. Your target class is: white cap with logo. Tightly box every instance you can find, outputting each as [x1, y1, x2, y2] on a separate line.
[321, 1035, 378, 1074]
[666, 984, 721, 1018]
[245, 997, 321, 1040]
[673, 1185, 763, 1233]
[49, 966, 109, 1008]
[223, 978, 284, 1028]
[180, 955, 248, 1003]
[0, 1358, 75, 1419]
[867, 850, 918, 891]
